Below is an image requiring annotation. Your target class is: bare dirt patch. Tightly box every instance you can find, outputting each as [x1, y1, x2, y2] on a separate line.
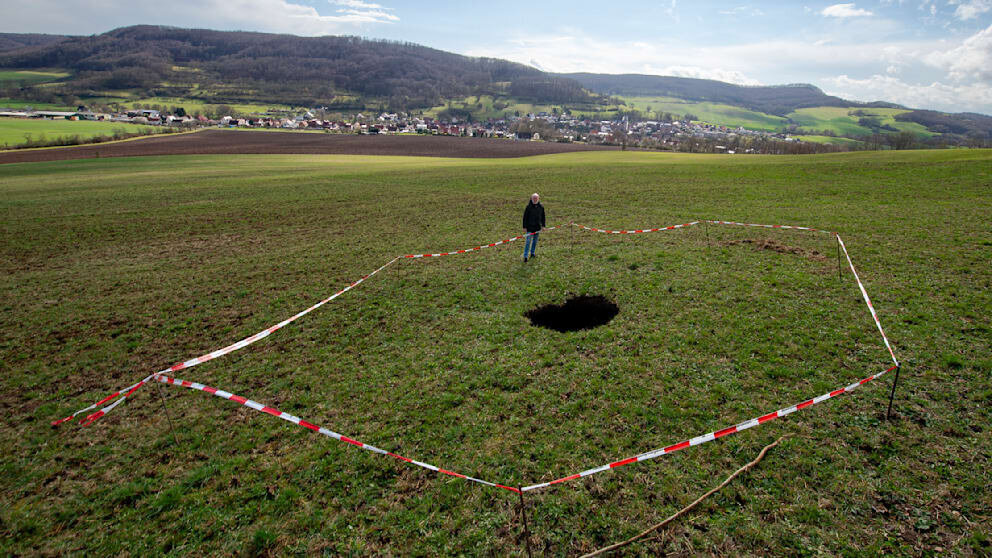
[723, 238, 827, 261]
[0, 129, 615, 164]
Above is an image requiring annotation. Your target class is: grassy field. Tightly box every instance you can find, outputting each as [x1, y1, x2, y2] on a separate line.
[424, 95, 580, 121]
[620, 96, 788, 131]
[2, 149, 990, 555]
[0, 98, 75, 111]
[0, 70, 69, 86]
[792, 134, 865, 147]
[787, 107, 933, 138]
[0, 117, 159, 148]
[117, 96, 297, 116]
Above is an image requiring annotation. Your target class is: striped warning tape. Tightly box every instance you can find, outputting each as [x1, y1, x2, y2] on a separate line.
[52, 258, 398, 427]
[404, 226, 558, 259]
[573, 222, 698, 234]
[837, 235, 899, 367]
[51, 218, 900, 499]
[522, 364, 898, 491]
[704, 220, 835, 235]
[160, 256, 399, 375]
[52, 225, 562, 427]
[154, 373, 521, 493]
[51, 375, 155, 427]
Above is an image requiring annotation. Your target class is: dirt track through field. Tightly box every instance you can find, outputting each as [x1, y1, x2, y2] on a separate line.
[0, 129, 616, 163]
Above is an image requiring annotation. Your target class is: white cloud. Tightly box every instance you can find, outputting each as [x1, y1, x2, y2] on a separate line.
[0, 0, 396, 36]
[466, 31, 992, 113]
[465, 35, 764, 85]
[949, 0, 992, 20]
[651, 65, 762, 85]
[821, 3, 874, 17]
[332, 0, 386, 8]
[823, 73, 992, 113]
[328, 0, 398, 23]
[718, 6, 765, 16]
[923, 23, 992, 82]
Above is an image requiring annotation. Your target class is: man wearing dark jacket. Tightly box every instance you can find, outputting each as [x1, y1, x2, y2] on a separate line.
[522, 192, 545, 262]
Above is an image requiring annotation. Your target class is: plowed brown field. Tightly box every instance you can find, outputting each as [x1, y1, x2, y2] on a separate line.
[0, 129, 615, 163]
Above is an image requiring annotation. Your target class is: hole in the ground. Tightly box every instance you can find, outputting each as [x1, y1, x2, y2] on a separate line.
[525, 295, 619, 332]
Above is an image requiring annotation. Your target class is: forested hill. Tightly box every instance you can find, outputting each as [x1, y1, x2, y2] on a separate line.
[559, 72, 902, 116]
[0, 25, 594, 109]
[1, 25, 988, 138]
[0, 33, 70, 52]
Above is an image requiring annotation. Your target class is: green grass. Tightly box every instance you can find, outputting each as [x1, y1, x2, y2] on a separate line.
[0, 70, 69, 86]
[0, 117, 158, 148]
[787, 107, 934, 138]
[620, 96, 789, 131]
[424, 95, 579, 120]
[0, 98, 75, 111]
[792, 135, 865, 147]
[117, 96, 296, 116]
[2, 150, 990, 555]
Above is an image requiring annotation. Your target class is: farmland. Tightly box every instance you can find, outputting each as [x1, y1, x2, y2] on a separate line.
[0, 69, 69, 86]
[0, 117, 158, 149]
[2, 148, 990, 555]
[786, 107, 934, 138]
[619, 96, 788, 131]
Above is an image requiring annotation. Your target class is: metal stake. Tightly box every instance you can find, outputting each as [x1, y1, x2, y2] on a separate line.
[155, 378, 182, 448]
[886, 364, 902, 420]
[519, 489, 533, 558]
[704, 219, 710, 243]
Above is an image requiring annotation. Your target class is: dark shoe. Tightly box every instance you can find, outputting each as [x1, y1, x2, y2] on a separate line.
[523, 256, 528, 262]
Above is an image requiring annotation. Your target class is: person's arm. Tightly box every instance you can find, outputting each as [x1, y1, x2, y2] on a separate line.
[541, 206, 546, 229]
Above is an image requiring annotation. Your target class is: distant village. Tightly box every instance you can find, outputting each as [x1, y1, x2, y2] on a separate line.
[0, 105, 837, 154]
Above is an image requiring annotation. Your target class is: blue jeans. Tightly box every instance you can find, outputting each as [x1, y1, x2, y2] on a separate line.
[523, 232, 539, 258]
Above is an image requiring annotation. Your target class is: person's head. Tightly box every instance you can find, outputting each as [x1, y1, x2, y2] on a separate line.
[531, 193, 540, 204]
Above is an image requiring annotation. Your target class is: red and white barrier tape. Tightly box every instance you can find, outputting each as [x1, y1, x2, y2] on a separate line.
[52, 258, 398, 427]
[160, 256, 399, 376]
[155, 373, 521, 493]
[52, 257, 399, 426]
[837, 235, 899, 367]
[522, 364, 898, 491]
[404, 226, 558, 259]
[51, 375, 155, 426]
[573, 222, 698, 234]
[53, 226, 563, 427]
[51, 219, 900, 498]
[704, 220, 834, 235]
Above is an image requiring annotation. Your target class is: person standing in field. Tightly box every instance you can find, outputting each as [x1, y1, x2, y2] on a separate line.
[522, 192, 545, 262]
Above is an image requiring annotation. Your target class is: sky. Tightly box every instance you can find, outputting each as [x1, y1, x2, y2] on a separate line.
[2, 0, 990, 114]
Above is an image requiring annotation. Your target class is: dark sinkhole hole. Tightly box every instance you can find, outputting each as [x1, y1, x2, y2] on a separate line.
[525, 295, 619, 332]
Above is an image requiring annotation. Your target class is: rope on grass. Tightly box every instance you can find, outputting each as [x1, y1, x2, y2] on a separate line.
[579, 434, 792, 558]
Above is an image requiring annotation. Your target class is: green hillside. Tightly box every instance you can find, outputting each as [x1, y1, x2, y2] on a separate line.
[0, 69, 69, 86]
[620, 96, 788, 130]
[788, 107, 934, 137]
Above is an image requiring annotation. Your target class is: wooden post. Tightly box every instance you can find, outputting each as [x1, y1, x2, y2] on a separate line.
[836, 234, 843, 281]
[519, 489, 533, 558]
[886, 364, 902, 420]
[570, 220, 574, 254]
